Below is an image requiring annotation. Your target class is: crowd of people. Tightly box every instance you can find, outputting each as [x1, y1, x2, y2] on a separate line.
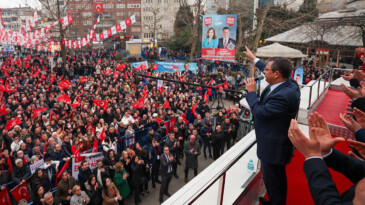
[0, 49, 253, 205]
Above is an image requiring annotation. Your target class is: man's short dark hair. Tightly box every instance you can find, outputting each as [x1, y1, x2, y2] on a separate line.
[222, 27, 230, 31]
[81, 160, 87, 166]
[267, 57, 292, 79]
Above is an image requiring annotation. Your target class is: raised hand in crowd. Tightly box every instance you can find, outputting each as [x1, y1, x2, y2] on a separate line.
[308, 112, 345, 155]
[348, 139, 365, 161]
[340, 113, 362, 133]
[354, 108, 365, 129]
[288, 119, 321, 159]
[341, 83, 364, 99]
[354, 69, 365, 81]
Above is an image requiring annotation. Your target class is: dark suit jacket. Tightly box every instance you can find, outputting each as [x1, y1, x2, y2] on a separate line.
[159, 153, 175, 177]
[218, 38, 236, 48]
[304, 149, 365, 205]
[246, 59, 300, 166]
[355, 129, 365, 143]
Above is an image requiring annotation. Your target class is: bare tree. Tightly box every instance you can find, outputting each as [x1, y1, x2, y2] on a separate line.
[143, 6, 166, 52]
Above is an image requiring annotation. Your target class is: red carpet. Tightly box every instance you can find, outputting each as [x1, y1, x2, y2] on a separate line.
[262, 140, 354, 205]
[315, 90, 351, 127]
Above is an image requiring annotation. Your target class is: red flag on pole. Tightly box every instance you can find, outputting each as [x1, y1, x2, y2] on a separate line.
[99, 128, 106, 143]
[57, 94, 71, 103]
[153, 64, 159, 70]
[93, 100, 108, 111]
[5, 117, 22, 131]
[191, 103, 197, 117]
[58, 80, 71, 90]
[43, 142, 47, 159]
[70, 98, 81, 109]
[204, 92, 209, 103]
[162, 100, 170, 109]
[0, 102, 6, 116]
[11, 182, 30, 203]
[223, 81, 228, 89]
[113, 71, 120, 79]
[0, 189, 11, 205]
[32, 107, 48, 119]
[80, 76, 86, 84]
[7, 156, 12, 176]
[92, 138, 98, 152]
[56, 159, 70, 180]
[132, 97, 145, 109]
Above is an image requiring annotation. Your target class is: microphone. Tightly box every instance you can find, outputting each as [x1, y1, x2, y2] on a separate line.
[239, 75, 265, 86]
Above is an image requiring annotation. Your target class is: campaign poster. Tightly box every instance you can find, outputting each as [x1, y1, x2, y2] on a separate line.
[293, 67, 304, 85]
[72, 152, 104, 180]
[201, 14, 238, 61]
[30, 159, 45, 174]
[131, 61, 149, 69]
[154, 61, 198, 74]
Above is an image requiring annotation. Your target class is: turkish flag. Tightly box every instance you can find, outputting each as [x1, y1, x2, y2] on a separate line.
[204, 91, 209, 103]
[125, 18, 131, 26]
[93, 100, 108, 111]
[68, 14, 73, 25]
[162, 100, 170, 109]
[132, 97, 144, 109]
[172, 65, 179, 69]
[57, 94, 71, 103]
[100, 32, 104, 41]
[94, 2, 103, 13]
[107, 28, 112, 37]
[32, 107, 48, 119]
[5, 117, 22, 131]
[0, 189, 11, 205]
[92, 137, 98, 152]
[153, 64, 159, 70]
[116, 23, 121, 31]
[32, 72, 39, 78]
[70, 98, 81, 109]
[41, 74, 47, 79]
[180, 113, 189, 125]
[80, 76, 86, 84]
[11, 182, 30, 203]
[155, 117, 164, 125]
[99, 128, 106, 142]
[113, 71, 119, 79]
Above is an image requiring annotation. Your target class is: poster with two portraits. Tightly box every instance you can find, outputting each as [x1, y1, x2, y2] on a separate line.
[201, 14, 238, 61]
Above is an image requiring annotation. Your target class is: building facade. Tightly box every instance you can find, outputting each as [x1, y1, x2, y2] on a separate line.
[1, 7, 36, 31]
[141, 0, 186, 44]
[65, 0, 141, 45]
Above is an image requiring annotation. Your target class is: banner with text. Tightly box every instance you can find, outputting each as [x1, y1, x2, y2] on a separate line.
[72, 152, 104, 180]
[201, 14, 238, 61]
[154, 61, 198, 74]
[131, 61, 149, 69]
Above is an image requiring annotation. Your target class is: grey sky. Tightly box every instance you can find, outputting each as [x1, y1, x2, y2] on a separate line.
[0, 0, 40, 9]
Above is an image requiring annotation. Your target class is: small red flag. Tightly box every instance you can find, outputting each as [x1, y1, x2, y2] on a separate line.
[223, 81, 228, 89]
[113, 71, 120, 79]
[132, 97, 145, 109]
[204, 91, 209, 103]
[153, 64, 159, 70]
[80, 76, 86, 84]
[162, 100, 170, 109]
[70, 98, 81, 109]
[92, 138, 98, 152]
[0, 189, 11, 205]
[99, 128, 106, 143]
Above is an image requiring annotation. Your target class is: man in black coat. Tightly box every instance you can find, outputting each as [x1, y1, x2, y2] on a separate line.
[12, 158, 31, 185]
[222, 118, 235, 150]
[78, 160, 92, 190]
[164, 132, 180, 178]
[159, 146, 176, 203]
[92, 160, 110, 188]
[211, 125, 224, 160]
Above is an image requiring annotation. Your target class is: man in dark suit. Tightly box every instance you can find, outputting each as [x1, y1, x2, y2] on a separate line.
[181, 63, 193, 76]
[92, 160, 110, 188]
[217, 27, 236, 49]
[159, 146, 176, 203]
[288, 112, 365, 204]
[243, 46, 301, 205]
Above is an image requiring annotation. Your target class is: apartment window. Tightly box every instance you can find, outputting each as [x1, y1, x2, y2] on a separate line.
[82, 12, 92, 17]
[127, 4, 140, 8]
[116, 4, 125, 8]
[103, 4, 114, 9]
[83, 20, 92, 25]
[116, 12, 125, 16]
[104, 12, 112, 18]
[146, 0, 153, 3]
[164, 0, 168, 2]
